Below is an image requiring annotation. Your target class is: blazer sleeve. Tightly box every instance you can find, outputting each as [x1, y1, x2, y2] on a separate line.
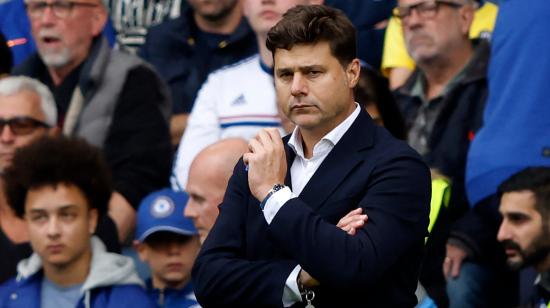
[267, 151, 431, 289]
[192, 159, 297, 308]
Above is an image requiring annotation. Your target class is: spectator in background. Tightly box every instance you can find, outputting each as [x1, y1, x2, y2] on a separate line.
[326, 0, 396, 69]
[1, 32, 13, 77]
[391, 0, 489, 305]
[0, 136, 155, 308]
[354, 66, 406, 140]
[0, 76, 57, 284]
[140, 0, 257, 146]
[106, 0, 185, 53]
[135, 188, 201, 307]
[447, 0, 550, 306]
[382, 0, 497, 89]
[497, 167, 550, 306]
[13, 0, 172, 243]
[0, 0, 116, 67]
[184, 138, 248, 244]
[172, 0, 321, 190]
[0, 76, 120, 284]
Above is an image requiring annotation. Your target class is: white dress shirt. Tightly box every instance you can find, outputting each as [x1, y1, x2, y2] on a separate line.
[261, 103, 361, 306]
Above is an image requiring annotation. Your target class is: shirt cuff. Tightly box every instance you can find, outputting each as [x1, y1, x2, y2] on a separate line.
[262, 186, 294, 224]
[283, 265, 302, 307]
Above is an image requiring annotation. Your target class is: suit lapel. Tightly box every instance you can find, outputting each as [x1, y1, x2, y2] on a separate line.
[296, 110, 376, 211]
[283, 138, 296, 188]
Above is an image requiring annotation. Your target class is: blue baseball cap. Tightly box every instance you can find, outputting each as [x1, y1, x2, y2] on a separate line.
[135, 188, 197, 242]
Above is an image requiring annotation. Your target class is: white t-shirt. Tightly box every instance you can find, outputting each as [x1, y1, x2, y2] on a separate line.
[172, 54, 283, 190]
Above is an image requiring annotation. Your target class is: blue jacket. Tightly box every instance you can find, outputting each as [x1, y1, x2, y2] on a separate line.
[0, 237, 156, 308]
[146, 279, 200, 308]
[139, 7, 257, 114]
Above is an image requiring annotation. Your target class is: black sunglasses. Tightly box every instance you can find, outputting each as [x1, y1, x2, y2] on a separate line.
[0, 116, 51, 135]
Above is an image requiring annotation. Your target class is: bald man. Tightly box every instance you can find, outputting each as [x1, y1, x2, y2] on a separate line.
[184, 138, 249, 243]
[13, 0, 172, 243]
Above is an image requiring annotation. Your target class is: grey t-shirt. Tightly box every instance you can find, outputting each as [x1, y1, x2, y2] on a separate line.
[41, 278, 82, 308]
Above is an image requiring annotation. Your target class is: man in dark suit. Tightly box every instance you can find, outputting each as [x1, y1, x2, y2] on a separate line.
[192, 5, 431, 307]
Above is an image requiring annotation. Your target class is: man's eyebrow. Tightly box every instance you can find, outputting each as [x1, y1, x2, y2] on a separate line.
[276, 65, 324, 73]
[29, 204, 79, 213]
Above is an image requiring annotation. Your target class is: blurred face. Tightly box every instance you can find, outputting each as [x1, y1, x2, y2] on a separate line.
[274, 41, 359, 137]
[497, 191, 550, 271]
[365, 104, 383, 126]
[137, 232, 200, 289]
[243, 0, 309, 35]
[25, 183, 97, 271]
[185, 162, 227, 244]
[0, 91, 51, 172]
[26, 0, 107, 68]
[187, 0, 239, 22]
[398, 0, 473, 65]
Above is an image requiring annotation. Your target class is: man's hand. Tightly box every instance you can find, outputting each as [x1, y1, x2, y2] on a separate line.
[108, 192, 136, 243]
[299, 269, 320, 288]
[243, 128, 287, 201]
[336, 208, 368, 235]
[443, 243, 468, 279]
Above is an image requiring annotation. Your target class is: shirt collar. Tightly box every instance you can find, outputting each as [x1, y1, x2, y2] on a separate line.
[288, 103, 360, 159]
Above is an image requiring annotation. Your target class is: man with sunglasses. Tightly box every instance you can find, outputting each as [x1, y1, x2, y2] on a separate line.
[12, 0, 173, 245]
[0, 76, 121, 284]
[391, 0, 491, 306]
[0, 76, 58, 285]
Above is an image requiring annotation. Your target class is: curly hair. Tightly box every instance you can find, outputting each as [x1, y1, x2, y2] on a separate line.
[266, 4, 356, 68]
[3, 136, 113, 218]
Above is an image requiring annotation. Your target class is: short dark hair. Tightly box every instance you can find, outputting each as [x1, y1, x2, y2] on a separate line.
[3, 136, 113, 218]
[266, 5, 357, 67]
[498, 167, 550, 217]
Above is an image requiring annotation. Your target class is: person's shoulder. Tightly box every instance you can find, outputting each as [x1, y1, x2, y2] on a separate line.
[200, 54, 261, 88]
[145, 16, 186, 39]
[0, 276, 17, 299]
[0, 275, 41, 307]
[211, 54, 260, 77]
[369, 123, 424, 162]
[102, 284, 156, 307]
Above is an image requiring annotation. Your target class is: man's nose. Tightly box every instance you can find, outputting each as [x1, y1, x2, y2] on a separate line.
[497, 220, 511, 243]
[184, 201, 197, 218]
[0, 125, 16, 144]
[46, 216, 61, 237]
[290, 73, 308, 97]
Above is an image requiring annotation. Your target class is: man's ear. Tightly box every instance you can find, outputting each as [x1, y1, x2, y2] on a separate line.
[459, 3, 475, 35]
[88, 208, 98, 234]
[91, 6, 108, 37]
[346, 59, 361, 89]
[134, 241, 149, 262]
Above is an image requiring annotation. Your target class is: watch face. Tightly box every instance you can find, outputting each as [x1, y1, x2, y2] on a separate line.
[273, 184, 285, 192]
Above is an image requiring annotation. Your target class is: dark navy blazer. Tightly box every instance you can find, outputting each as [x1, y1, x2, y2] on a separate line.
[193, 110, 431, 307]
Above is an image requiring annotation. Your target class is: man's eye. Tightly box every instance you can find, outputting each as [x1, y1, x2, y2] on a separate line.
[30, 214, 47, 222]
[53, 2, 72, 9]
[60, 212, 76, 220]
[508, 214, 528, 224]
[278, 72, 292, 79]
